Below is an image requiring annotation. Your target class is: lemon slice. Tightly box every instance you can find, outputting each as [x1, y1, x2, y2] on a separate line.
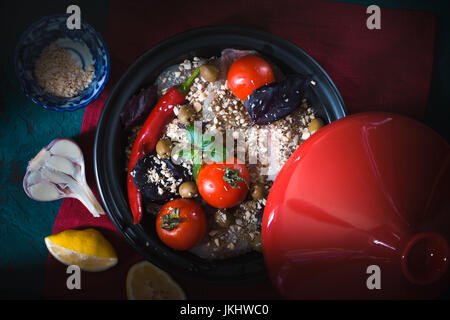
[45, 228, 118, 272]
[126, 260, 186, 300]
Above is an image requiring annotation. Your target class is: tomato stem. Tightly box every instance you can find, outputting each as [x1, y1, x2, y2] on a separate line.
[161, 207, 181, 231]
[223, 167, 248, 188]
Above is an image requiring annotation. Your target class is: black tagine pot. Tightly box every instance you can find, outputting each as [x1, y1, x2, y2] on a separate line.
[94, 25, 347, 285]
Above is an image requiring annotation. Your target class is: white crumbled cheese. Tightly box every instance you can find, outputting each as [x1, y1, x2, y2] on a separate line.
[302, 131, 311, 140]
[182, 60, 192, 70]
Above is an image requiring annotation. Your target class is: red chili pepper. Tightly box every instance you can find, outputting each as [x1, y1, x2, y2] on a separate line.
[127, 68, 200, 224]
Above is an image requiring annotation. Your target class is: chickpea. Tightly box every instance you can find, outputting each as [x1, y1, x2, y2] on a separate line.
[214, 210, 233, 228]
[179, 181, 198, 198]
[251, 183, 265, 200]
[177, 105, 195, 126]
[199, 64, 219, 82]
[156, 138, 172, 159]
[251, 233, 262, 252]
[308, 118, 325, 134]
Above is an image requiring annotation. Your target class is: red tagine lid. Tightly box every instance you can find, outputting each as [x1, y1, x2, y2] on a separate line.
[262, 112, 450, 299]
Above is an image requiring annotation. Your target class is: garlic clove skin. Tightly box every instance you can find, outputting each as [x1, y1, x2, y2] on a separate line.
[28, 148, 51, 172]
[49, 139, 82, 160]
[45, 155, 75, 176]
[28, 181, 62, 202]
[23, 138, 105, 218]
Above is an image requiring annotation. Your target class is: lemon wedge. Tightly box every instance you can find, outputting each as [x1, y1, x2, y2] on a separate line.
[45, 228, 118, 272]
[126, 260, 186, 300]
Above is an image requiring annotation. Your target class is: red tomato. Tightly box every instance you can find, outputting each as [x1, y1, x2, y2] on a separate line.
[227, 55, 274, 100]
[197, 158, 250, 208]
[156, 199, 207, 250]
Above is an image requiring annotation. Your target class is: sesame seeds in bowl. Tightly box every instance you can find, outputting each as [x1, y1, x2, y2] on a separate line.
[14, 14, 110, 112]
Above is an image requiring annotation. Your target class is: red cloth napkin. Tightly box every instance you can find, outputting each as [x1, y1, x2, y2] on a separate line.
[44, 0, 436, 299]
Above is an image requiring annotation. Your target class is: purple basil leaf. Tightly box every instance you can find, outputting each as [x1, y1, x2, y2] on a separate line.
[120, 85, 157, 130]
[245, 75, 311, 125]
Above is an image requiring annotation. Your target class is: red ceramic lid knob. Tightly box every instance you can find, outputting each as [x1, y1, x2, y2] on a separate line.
[262, 112, 450, 299]
[401, 232, 449, 286]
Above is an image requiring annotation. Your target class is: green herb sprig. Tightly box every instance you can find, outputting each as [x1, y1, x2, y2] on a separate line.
[177, 125, 229, 181]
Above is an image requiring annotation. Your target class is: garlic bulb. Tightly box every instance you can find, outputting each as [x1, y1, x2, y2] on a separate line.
[23, 138, 105, 218]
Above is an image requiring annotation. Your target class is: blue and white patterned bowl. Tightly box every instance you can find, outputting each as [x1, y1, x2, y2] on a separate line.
[14, 14, 110, 111]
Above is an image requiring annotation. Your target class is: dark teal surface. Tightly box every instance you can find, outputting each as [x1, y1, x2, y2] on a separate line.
[0, 0, 108, 299]
[0, 0, 448, 299]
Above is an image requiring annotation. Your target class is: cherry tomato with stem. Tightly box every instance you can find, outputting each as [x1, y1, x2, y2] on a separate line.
[197, 158, 250, 208]
[156, 199, 207, 250]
